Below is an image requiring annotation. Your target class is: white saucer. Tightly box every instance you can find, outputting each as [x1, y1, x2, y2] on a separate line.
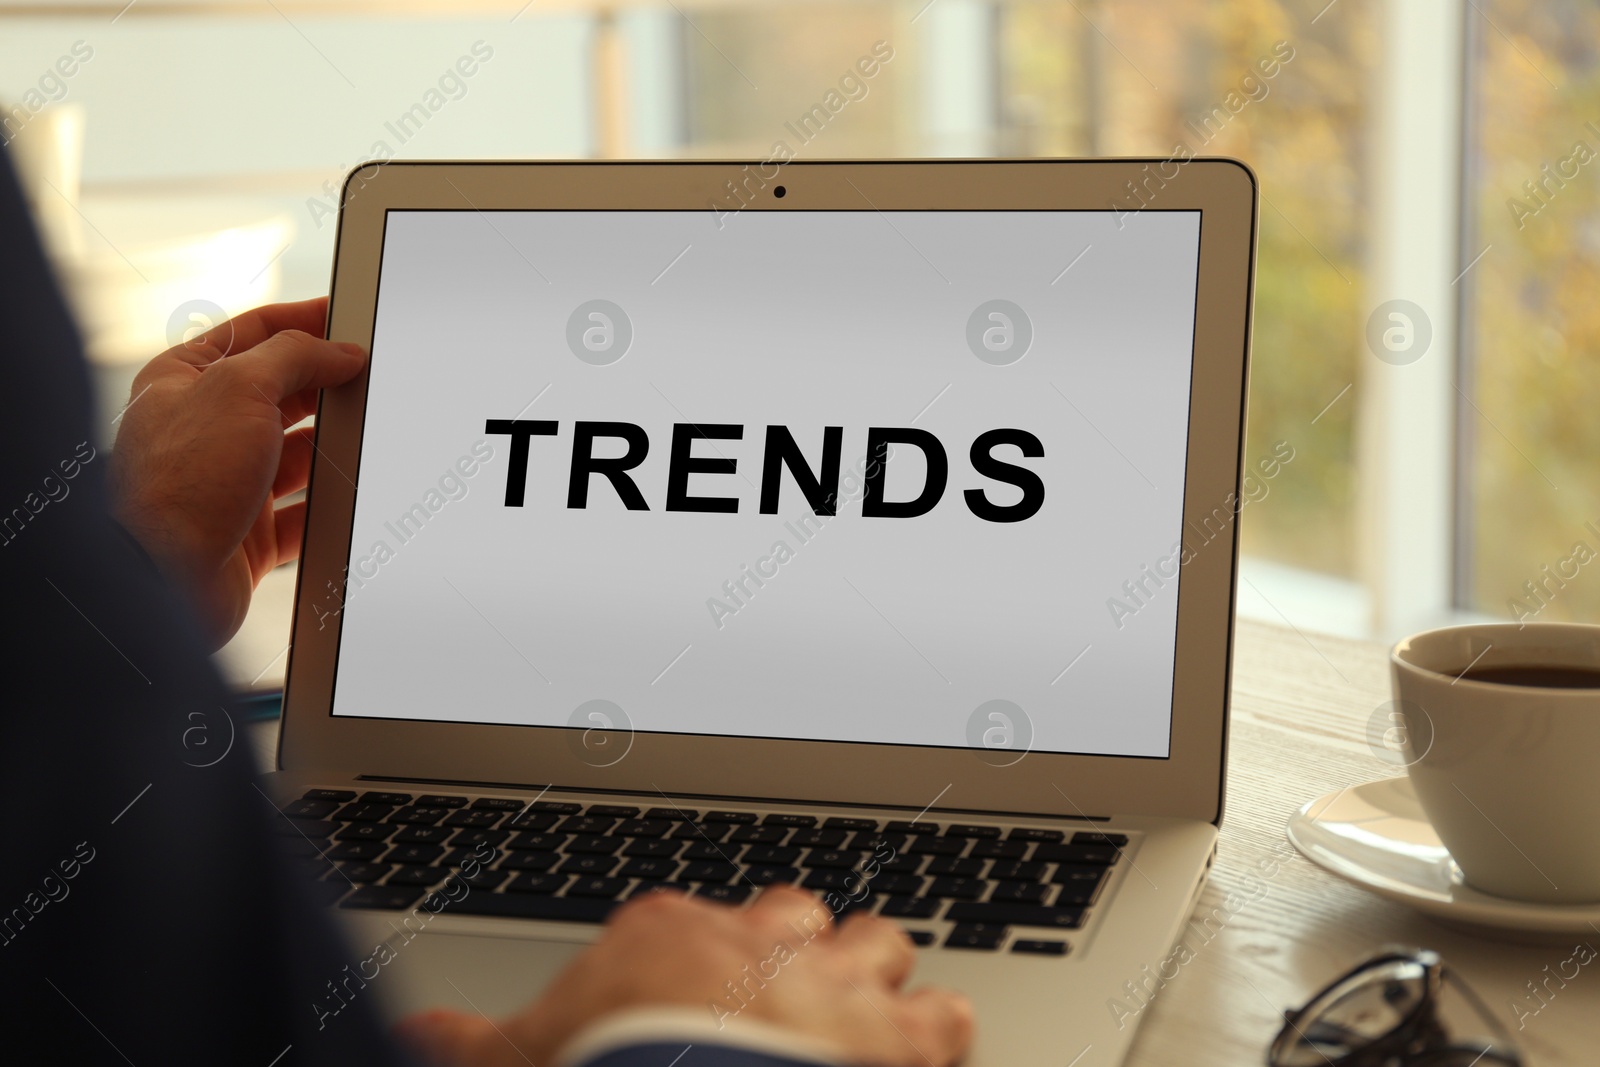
[1286, 777, 1600, 943]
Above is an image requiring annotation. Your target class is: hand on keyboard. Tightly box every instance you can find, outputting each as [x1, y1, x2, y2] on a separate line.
[393, 884, 975, 1067]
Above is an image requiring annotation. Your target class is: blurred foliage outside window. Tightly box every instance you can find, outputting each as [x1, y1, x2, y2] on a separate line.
[683, 0, 1371, 580]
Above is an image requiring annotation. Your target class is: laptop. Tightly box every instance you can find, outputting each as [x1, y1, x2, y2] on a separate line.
[273, 159, 1257, 1067]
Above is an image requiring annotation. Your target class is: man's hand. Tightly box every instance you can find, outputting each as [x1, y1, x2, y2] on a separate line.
[112, 297, 366, 647]
[395, 887, 974, 1067]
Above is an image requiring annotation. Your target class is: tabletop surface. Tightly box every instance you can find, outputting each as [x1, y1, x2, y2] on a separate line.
[1122, 618, 1596, 1066]
[251, 618, 1598, 1063]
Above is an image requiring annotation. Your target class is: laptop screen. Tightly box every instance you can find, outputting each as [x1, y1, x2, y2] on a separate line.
[326, 207, 1201, 760]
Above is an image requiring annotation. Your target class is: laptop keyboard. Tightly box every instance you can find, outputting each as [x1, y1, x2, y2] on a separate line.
[275, 789, 1131, 955]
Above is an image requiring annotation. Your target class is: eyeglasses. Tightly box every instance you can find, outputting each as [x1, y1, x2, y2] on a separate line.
[1269, 947, 1522, 1067]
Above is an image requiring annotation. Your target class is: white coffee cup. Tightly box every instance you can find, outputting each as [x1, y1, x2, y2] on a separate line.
[1392, 622, 1600, 905]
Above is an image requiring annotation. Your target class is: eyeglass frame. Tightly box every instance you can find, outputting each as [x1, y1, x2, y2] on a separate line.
[1268, 946, 1523, 1067]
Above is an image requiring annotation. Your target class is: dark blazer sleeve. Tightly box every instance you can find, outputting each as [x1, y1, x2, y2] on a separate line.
[0, 145, 413, 1066]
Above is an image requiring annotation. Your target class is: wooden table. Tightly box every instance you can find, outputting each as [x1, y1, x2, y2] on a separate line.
[249, 618, 1597, 1063]
[1123, 619, 1596, 1065]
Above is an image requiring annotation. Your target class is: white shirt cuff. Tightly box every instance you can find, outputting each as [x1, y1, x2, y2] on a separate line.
[554, 1006, 847, 1067]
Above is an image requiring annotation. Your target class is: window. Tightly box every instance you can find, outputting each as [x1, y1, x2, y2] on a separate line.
[5, 0, 1584, 659]
[1461, 0, 1600, 627]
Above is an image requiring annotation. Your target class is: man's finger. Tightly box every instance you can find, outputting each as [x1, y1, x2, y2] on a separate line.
[273, 500, 307, 567]
[196, 296, 330, 355]
[890, 987, 976, 1067]
[746, 885, 835, 941]
[274, 425, 318, 500]
[219, 330, 367, 405]
[833, 912, 915, 988]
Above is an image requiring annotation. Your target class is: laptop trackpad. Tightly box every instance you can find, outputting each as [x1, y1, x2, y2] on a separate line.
[334, 915, 588, 1022]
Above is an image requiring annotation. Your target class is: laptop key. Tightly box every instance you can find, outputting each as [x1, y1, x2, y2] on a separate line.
[870, 874, 926, 896]
[823, 817, 879, 832]
[1007, 828, 1064, 843]
[586, 805, 641, 818]
[389, 806, 451, 826]
[696, 884, 753, 904]
[506, 872, 568, 894]
[566, 834, 622, 855]
[879, 896, 941, 920]
[925, 857, 983, 877]
[621, 838, 681, 859]
[806, 849, 870, 869]
[450, 893, 617, 923]
[444, 810, 505, 829]
[944, 824, 1003, 839]
[762, 813, 817, 828]
[989, 861, 1047, 881]
[393, 825, 453, 845]
[528, 801, 584, 814]
[328, 842, 389, 862]
[944, 903, 1085, 929]
[1053, 886, 1099, 907]
[459, 869, 509, 891]
[946, 924, 1006, 951]
[1073, 831, 1129, 848]
[416, 794, 469, 808]
[745, 866, 803, 886]
[615, 819, 671, 838]
[743, 845, 802, 866]
[630, 882, 688, 899]
[507, 811, 560, 832]
[645, 806, 697, 821]
[729, 826, 787, 844]
[970, 840, 1028, 860]
[337, 803, 395, 823]
[567, 876, 630, 898]
[556, 855, 620, 876]
[500, 851, 561, 872]
[1032, 843, 1118, 866]
[704, 811, 759, 824]
[335, 823, 395, 842]
[1051, 864, 1109, 888]
[386, 844, 445, 866]
[802, 869, 869, 892]
[680, 861, 739, 884]
[557, 816, 617, 834]
[908, 837, 966, 856]
[450, 829, 509, 849]
[471, 798, 526, 812]
[302, 788, 357, 803]
[681, 841, 734, 861]
[671, 822, 730, 843]
[359, 791, 413, 806]
[876, 854, 925, 874]
[925, 877, 986, 900]
[282, 799, 340, 820]
[507, 831, 567, 851]
[443, 846, 501, 868]
[885, 821, 940, 834]
[1012, 939, 1070, 957]
[335, 862, 395, 883]
[907, 930, 937, 947]
[619, 858, 680, 880]
[341, 885, 424, 910]
[990, 882, 1051, 904]
[387, 865, 447, 886]
[788, 829, 846, 849]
